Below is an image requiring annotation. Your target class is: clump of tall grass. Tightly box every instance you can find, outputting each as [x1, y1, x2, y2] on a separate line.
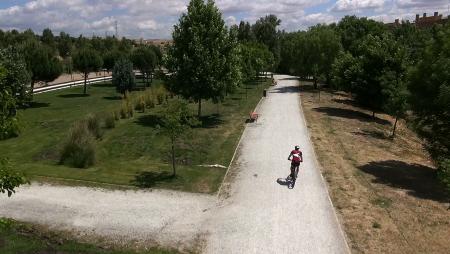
[104, 113, 116, 129]
[60, 120, 96, 168]
[86, 114, 103, 138]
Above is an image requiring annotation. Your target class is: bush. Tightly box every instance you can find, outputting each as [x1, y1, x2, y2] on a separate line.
[86, 114, 102, 138]
[113, 111, 120, 121]
[437, 159, 450, 195]
[60, 121, 96, 168]
[127, 102, 134, 117]
[144, 92, 155, 108]
[120, 103, 128, 119]
[104, 113, 116, 129]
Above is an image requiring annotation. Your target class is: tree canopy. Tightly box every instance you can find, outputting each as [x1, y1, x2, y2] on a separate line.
[166, 0, 241, 117]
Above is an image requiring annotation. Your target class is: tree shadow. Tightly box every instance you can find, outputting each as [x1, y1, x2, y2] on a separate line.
[58, 94, 90, 98]
[352, 129, 389, 140]
[332, 98, 358, 106]
[91, 82, 115, 88]
[314, 107, 391, 125]
[298, 85, 317, 93]
[103, 96, 122, 100]
[278, 77, 299, 81]
[197, 114, 224, 128]
[358, 160, 448, 202]
[136, 114, 162, 128]
[269, 85, 299, 94]
[132, 171, 176, 188]
[26, 101, 50, 108]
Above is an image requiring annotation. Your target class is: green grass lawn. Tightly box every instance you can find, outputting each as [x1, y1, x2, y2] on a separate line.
[0, 79, 269, 193]
[0, 219, 177, 254]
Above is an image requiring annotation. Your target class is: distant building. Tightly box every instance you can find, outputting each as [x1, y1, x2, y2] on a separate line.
[134, 39, 173, 48]
[387, 11, 449, 28]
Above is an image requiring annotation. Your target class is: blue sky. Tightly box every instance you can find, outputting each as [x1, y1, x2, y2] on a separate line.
[0, 0, 449, 39]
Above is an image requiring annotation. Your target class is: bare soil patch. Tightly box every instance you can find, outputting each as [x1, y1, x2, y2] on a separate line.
[300, 81, 450, 254]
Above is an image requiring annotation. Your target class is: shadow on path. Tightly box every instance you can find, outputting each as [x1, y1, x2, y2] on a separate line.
[269, 85, 300, 94]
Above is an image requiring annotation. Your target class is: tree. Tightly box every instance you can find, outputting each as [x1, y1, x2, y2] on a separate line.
[103, 50, 125, 73]
[166, 0, 241, 117]
[131, 46, 158, 86]
[112, 58, 135, 95]
[21, 40, 63, 91]
[0, 158, 27, 197]
[41, 28, 55, 48]
[237, 21, 254, 42]
[0, 47, 31, 107]
[252, 14, 281, 68]
[159, 100, 197, 176]
[240, 42, 274, 81]
[57, 31, 73, 58]
[408, 25, 450, 192]
[0, 65, 20, 139]
[72, 48, 103, 94]
[337, 15, 386, 55]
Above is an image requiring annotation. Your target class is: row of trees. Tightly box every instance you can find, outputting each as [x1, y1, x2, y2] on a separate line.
[278, 16, 449, 193]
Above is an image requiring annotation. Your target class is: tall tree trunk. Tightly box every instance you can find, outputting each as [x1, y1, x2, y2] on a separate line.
[313, 77, 318, 89]
[198, 99, 202, 118]
[392, 115, 399, 137]
[171, 138, 176, 176]
[83, 73, 88, 94]
[372, 111, 375, 118]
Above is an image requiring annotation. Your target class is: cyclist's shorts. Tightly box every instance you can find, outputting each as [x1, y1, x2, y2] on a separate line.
[291, 161, 300, 168]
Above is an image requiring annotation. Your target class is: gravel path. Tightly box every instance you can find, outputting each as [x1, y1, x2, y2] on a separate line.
[202, 75, 350, 253]
[0, 75, 349, 253]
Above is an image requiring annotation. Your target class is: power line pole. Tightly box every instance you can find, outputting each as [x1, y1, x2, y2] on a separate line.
[115, 20, 118, 38]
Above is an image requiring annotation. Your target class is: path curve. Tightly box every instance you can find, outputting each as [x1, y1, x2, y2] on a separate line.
[0, 75, 349, 253]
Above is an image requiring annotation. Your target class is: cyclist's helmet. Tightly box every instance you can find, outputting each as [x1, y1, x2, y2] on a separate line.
[294, 145, 300, 150]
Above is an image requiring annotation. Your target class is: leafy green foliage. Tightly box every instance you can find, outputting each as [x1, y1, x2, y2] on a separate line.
[252, 14, 281, 68]
[166, 0, 241, 117]
[239, 42, 274, 81]
[408, 25, 450, 191]
[112, 58, 135, 95]
[0, 47, 31, 106]
[0, 158, 27, 197]
[73, 48, 103, 94]
[131, 46, 158, 86]
[60, 120, 96, 168]
[21, 39, 63, 90]
[159, 99, 199, 176]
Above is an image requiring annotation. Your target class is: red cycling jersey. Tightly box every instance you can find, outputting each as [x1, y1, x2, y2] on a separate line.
[290, 150, 303, 163]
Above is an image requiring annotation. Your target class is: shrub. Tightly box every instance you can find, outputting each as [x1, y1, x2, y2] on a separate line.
[104, 113, 116, 129]
[127, 101, 134, 117]
[113, 111, 120, 121]
[157, 93, 165, 105]
[60, 121, 96, 168]
[144, 93, 155, 108]
[437, 159, 450, 195]
[86, 114, 103, 138]
[120, 103, 128, 119]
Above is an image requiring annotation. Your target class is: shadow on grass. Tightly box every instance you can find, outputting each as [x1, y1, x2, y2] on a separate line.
[136, 114, 162, 128]
[333, 98, 359, 107]
[352, 129, 389, 140]
[198, 114, 224, 128]
[58, 94, 90, 98]
[132, 171, 176, 188]
[314, 107, 391, 125]
[91, 82, 115, 88]
[103, 96, 122, 100]
[358, 160, 447, 202]
[27, 101, 50, 108]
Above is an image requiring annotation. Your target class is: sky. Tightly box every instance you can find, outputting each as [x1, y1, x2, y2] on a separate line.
[0, 0, 449, 39]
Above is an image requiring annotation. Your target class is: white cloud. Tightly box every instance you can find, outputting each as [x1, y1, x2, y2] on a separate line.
[0, 0, 449, 39]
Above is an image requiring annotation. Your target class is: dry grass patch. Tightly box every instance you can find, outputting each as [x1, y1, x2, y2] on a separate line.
[300, 81, 449, 254]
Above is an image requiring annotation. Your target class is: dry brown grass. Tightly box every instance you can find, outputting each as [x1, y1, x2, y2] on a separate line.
[300, 81, 450, 254]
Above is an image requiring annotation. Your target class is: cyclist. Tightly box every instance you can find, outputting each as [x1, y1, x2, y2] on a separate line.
[287, 145, 303, 180]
